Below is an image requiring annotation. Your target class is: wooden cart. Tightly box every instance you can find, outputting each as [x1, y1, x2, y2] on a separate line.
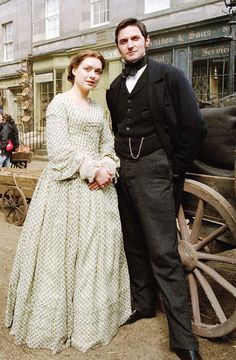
[175, 105, 236, 339]
[11, 151, 32, 169]
[177, 168, 236, 338]
[0, 168, 42, 225]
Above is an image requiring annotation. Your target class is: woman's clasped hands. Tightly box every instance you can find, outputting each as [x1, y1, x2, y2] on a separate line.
[88, 166, 113, 190]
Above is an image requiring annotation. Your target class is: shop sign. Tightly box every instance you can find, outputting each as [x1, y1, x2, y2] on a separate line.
[150, 24, 230, 49]
[149, 52, 172, 64]
[193, 44, 230, 59]
[35, 73, 53, 83]
[99, 48, 120, 59]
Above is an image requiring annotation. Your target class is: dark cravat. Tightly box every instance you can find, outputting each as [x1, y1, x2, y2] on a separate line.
[122, 55, 147, 78]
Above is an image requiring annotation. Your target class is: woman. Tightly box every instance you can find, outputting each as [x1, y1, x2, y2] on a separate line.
[5, 50, 131, 353]
[0, 113, 19, 167]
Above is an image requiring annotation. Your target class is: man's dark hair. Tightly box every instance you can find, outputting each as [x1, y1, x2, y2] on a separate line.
[115, 18, 148, 44]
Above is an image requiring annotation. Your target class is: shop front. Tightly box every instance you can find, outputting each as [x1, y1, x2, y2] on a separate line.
[148, 17, 235, 103]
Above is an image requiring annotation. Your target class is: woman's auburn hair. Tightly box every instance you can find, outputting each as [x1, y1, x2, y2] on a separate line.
[67, 50, 106, 84]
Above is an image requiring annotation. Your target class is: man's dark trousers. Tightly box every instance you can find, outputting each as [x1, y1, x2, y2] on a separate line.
[116, 148, 198, 350]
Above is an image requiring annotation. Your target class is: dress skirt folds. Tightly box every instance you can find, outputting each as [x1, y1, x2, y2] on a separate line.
[5, 94, 131, 353]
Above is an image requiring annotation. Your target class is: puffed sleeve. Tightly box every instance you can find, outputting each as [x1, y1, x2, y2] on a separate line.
[98, 107, 120, 179]
[46, 94, 100, 181]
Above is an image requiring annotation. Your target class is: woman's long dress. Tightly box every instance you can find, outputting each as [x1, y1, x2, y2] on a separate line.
[5, 93, 131, 353]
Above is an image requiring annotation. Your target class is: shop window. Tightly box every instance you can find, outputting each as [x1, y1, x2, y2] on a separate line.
[56, 71, 63, 94]
[192, 59, 230, 102]
[3, 22, 13, 61]
[38, 70, 62, 129]
[45, 0, 60, 39]
[145, 0, 170, 14]
[91, 0, 109, 27]
[39, 82, 54, 128]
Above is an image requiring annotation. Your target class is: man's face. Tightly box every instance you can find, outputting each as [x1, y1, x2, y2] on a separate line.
[117, 25, 150, 63]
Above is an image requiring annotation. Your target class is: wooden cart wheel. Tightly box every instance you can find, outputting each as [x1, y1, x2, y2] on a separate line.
[177, 179, 236, 338]
[2, 186, 28, 226]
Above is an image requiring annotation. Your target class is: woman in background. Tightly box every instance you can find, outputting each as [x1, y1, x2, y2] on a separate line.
[0, 113, 19, 167]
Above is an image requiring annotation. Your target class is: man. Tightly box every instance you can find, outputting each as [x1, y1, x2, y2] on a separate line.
[106, 18, 207, 360]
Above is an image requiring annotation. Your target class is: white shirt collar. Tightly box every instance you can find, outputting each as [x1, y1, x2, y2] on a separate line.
[126, 65, 147, 93]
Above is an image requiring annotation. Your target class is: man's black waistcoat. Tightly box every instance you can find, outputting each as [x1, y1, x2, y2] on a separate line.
[117, 69, 156, 137]
[115, 69, 161, 157]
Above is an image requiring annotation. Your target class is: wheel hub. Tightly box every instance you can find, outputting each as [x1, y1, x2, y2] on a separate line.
[178, 240, 198, 271]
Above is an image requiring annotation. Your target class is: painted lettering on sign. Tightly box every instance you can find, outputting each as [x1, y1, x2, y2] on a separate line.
[151, 36, 174, 46]
[150, 23, 230, 49]
[202, 47, 229, 56]
[188, 29, 212, 40]
[193, 44, 230, 60]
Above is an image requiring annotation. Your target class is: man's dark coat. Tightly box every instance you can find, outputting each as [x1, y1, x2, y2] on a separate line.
[106, 57, 207, 176]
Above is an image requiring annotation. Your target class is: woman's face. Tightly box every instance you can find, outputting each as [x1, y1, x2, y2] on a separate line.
[0, 114, 3, 122]
[72, 57, 103, 93]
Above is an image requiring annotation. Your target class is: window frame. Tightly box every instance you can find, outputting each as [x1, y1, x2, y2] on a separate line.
[45, 0, 60, 40]
[192, 58, 231, 102]
[91, 0, 109, 27]
[3, 21, 13, 61]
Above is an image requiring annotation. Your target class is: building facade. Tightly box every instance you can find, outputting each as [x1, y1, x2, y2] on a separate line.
[0, 0, 235, 149]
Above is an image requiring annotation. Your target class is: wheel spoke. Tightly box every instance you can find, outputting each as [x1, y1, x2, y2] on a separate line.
[15, 211, 25, 223]
[12, 189, 17, 203]
[2, 204, 12, 209]
[12, 208, 16, 223]
[2, 197, 11, 207]
[6, 208, 14, 218]
[177, 205, 190, 242]
[190, 199, 205, 244]
[7, 193, 14, 205]
[197, 261, 236, 298]
[14, 209, 21, 222]
[195, 224, 228, 251]
[15, 201, 24, 206]
[15, 207, 25, 216]
[197, 252, 236, 265]
[193, 268, 227, 323]
[187, 273, 201, 324]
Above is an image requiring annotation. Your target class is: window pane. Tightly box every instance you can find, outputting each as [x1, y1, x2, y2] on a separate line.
[5, 43, 13, 61]
[40, 81, 54, 127]
[3, 22, 13, 42]
[46, 0, 59, 16]
[56, 71, 63, 94]
[46, 16, 59, 38]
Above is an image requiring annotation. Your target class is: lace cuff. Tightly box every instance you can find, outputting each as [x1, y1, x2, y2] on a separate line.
[79, 157, 100, 183]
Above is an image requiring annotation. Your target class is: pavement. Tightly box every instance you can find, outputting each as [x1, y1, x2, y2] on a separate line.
[26, 156, 48, 171]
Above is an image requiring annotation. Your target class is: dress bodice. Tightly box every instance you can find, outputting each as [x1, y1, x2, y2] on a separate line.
[64, 96, 104, 159]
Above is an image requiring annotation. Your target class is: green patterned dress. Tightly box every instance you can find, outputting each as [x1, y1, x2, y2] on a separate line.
[5, 93, 131, 353]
